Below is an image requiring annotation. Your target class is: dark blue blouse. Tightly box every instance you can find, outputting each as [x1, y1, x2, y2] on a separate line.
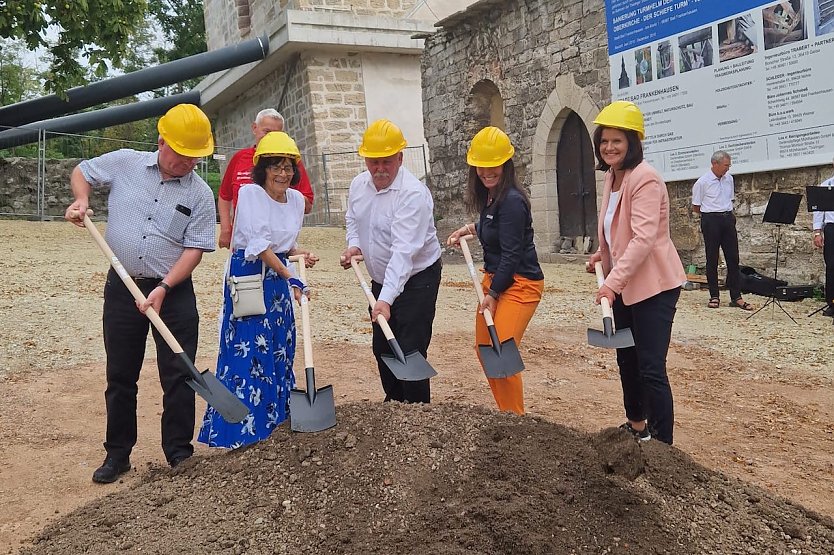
[478, 187, 544, 294]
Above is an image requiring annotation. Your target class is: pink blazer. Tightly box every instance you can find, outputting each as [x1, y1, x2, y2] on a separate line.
[597, 160, 685, 306]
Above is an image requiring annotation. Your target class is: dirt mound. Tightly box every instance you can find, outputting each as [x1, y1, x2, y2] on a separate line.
[22, 403, 834, 554]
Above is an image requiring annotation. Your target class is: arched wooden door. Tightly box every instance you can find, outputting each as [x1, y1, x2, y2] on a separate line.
[556, 111, 597, 239]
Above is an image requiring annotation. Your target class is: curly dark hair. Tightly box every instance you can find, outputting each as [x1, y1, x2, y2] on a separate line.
[464, 159, 530, 214]
[251, 155, 301, 187]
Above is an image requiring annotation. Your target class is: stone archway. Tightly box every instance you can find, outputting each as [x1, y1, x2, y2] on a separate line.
[466, 79, 506, 133]
[530, 75, 601, 255]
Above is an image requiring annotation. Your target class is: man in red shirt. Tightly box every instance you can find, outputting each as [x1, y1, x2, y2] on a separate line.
[217, 109, 314, 248]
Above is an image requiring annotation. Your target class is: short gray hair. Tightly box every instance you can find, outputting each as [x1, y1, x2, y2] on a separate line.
[255, 109, 285, 126]
[711, 150, 730, 164]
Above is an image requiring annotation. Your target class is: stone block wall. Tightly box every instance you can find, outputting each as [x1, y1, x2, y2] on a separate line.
[422, 0, 609, 237]
[668, 165, 831, 285]
[0, 158, 108, 219]
[421, 0, 829, 284]
[297, 0, 418, 15]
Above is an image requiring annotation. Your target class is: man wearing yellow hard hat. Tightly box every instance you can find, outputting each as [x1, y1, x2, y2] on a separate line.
[339, 119, 442, 403]
[65, 103, 217, 482]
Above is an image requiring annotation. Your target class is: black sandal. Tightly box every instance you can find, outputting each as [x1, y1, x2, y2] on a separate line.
[707, 298, 720, 308]
[732, 299, 753, 311]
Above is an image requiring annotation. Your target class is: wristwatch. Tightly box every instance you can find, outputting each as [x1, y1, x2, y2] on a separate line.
[157, 281, 171, 293]
[487, 289, 499, 300]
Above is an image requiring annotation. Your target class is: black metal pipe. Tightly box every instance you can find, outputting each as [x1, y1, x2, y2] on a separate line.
[0, 35, 269, 127]
[0, 91, 200, 149]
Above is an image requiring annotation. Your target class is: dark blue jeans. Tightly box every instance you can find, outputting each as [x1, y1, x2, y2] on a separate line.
[612, 286, 680, 444]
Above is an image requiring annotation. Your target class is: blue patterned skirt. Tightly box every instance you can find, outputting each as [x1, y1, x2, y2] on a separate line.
[198, 250, 296, 448]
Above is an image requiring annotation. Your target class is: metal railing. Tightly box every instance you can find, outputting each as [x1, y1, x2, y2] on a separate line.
[0, 129, 429, 226]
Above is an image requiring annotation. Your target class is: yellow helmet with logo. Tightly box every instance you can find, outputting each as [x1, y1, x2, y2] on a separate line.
[467, 127, 515, 167]
[358, 119, 407, 158]
[157, 104, 214, 157]
[593, 100, 645, 140]
[253, 132, 301, 165]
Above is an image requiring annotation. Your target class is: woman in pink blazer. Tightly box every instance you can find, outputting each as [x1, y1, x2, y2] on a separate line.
[586, 101, 685, 445]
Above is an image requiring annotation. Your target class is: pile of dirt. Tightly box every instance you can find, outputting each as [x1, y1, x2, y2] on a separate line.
[22, 403, 834, 554]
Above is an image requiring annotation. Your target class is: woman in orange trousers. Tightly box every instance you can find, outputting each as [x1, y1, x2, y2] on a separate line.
[447, 127, 544, 414]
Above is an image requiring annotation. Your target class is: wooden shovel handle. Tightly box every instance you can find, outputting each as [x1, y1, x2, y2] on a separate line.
[349, 256, 396, 341]
[289, 255, 314, 370]
[81, 213, 185, 354]
[594, 261, 614, 319]
[458, 235, 496, 327]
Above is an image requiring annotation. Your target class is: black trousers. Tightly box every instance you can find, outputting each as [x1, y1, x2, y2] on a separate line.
[612, 287, 680, 445]
[825, 223, 834, 309]
[102, 269, 198, 463]
[370, 258, 441, 403]
[700, 212, 742, 301]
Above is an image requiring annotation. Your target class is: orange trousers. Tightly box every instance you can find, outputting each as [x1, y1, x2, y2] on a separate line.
[475, 273, 544, 415]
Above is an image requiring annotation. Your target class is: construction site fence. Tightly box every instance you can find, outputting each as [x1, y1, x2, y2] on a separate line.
[0, 128, 429, 227]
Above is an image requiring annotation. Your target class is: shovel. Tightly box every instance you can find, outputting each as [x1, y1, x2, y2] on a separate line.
[287, 255, 336, 433]
[587, 261, 635, 349]
[80, 212, 249, 424]
[458, 235, 524, 379]
[349, 256, 437, 381]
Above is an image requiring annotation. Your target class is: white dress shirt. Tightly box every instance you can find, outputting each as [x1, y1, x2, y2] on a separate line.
[692, 170, 734, 213]
[812, 176, 834, 230]
[346, 166, 441, 305]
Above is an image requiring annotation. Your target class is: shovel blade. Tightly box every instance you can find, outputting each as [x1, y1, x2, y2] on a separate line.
[478, 337, 524, 379]
[176, 352, 249, 423]
[587, 326, 635, 349]
[289, 366, 337, 433]
[381, 350, 437, 381]
[290, 385, 337, 433]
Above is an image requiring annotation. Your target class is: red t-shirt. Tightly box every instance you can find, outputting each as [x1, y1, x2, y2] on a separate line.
[218, 146, 315, 208]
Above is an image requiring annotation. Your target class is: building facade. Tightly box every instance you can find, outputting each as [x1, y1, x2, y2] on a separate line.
[421, 0, 829, 285]
[200, 0, 476, 223]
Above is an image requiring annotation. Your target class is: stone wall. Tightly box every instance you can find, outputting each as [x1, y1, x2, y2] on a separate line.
[421, 0, 829, 285]
[0, 158, 108, 219]
[296, 0, 418, 16]
[422, 0, 609, 246]
[668, 165, 831, 285]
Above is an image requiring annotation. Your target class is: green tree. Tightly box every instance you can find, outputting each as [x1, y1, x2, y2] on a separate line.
[0, 39, 42, 105]
[148, 0, 207, 93]
[0, 0, 148, 94]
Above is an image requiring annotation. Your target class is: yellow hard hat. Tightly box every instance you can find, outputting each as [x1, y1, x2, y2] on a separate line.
[358, 119, 407, 158]
[593, 100, 645, 140]
[157, 104, 214, 157]
[253, 132, 301, 165]
[467, 127, 515, 167]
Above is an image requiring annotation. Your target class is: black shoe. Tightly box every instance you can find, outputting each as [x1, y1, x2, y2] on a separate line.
[619, 422, 651, 442]
[822, 306, 834, 317]
[92, 457, 131, 484]
[169, 455, 191, 468]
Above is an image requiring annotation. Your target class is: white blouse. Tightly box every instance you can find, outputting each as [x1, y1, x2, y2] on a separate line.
[603, 190, 619, 263]
[233, 184, 304, 261]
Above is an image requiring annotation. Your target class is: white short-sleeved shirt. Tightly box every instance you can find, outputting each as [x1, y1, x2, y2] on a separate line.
[692, 170, 734, 213]
[233, 184, 304, 261]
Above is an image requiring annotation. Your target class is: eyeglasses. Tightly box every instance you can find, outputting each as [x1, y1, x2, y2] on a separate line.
[266, 162, 295, 175]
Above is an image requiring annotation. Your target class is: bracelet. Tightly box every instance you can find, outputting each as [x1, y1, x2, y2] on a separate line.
[157, 281, 171, 293]
[814, 232, 822, 236]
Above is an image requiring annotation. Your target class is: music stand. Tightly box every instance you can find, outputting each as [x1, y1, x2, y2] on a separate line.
[747, 192, 802, 323]
[805, 185, 834, 316]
